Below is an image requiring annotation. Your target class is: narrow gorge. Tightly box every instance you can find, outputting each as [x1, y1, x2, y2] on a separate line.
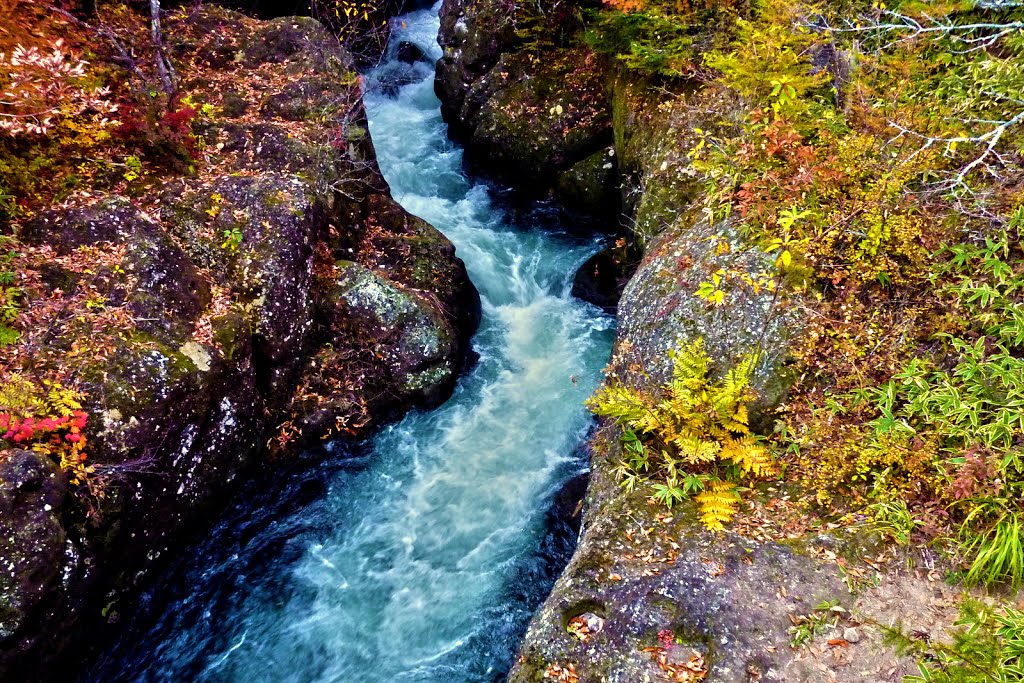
[4, 0, 1024, 681]
[80, 6, 614, 682]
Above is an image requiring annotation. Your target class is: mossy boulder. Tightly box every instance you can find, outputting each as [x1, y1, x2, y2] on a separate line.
[161, 174, 323, 402]
[289, 261, 461, 443]
[22, 197, 213, 346]
[436, 0, 614, 201]
[458, 49, 612, 195]
[338, 261, 458, 402]
[436, 0, 519, 128]
[509, 45, 816, 683]
[614, 216, 798, 427]
[556, 146, 620, 216]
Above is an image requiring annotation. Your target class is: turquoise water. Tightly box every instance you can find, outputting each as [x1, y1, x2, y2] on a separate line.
[86, 6, 613, 681]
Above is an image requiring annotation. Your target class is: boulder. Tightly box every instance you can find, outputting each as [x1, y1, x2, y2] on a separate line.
[510, 57, 809, 683]
[0, 451, 71, 675]
[458, 49, 612, 196]
[556, 146, 620, 215]
[435, 0, 518, 128]
[615, 216, 798, 426]
[509, 456, 850, 683]
[571, 245, 634, 313]
[396, 40, 426, 64]
[435, 0, 613, 201]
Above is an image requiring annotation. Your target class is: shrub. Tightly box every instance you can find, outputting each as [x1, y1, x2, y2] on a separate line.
[0, 375, 92, 487]
[587, 338, 774, 530]
[0, 39, 118, 137]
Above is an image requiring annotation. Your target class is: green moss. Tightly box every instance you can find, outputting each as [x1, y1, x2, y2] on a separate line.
[79, 330, 201, 417]
[211, 312, 249, 362]
[262, 190, 287, 208]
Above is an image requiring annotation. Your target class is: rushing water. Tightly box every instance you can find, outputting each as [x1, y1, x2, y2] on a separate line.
[85, 6, 613, 682]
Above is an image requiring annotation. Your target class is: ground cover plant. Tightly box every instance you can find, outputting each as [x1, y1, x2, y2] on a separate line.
[581, 0, 1024, 612]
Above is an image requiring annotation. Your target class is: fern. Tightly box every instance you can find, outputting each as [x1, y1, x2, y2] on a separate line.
[675, 435, 721, 463]
[0, 374, 48, 415]
[587, 337, 774, 531]
[722, 435, 774, 477]
[45, 380, 84, 415]
[696, 480, 740, 531]
[588, 384, 653, 425]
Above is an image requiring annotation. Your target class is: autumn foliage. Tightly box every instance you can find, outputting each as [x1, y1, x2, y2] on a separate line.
[0, 39, 118, 136]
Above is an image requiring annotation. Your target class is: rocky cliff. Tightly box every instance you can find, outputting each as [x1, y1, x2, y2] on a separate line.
[0, 7, 478, 679]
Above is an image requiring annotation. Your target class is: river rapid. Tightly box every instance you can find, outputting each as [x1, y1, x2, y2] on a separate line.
[85, 6, 613, 681]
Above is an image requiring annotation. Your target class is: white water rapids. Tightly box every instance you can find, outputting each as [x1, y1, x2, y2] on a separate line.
[86, 5, 613, 681]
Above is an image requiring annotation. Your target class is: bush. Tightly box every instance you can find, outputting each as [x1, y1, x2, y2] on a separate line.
[587, 338, 774, 530]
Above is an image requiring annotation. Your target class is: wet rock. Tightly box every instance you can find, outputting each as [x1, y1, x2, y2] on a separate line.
[0, 451, 70, 673]
[458, 49, 612, 196]
[555, 146, 620, 215]
[396, 40, 426, 64]
[375, 63, 423, 97]
[571, 243, 638, 313]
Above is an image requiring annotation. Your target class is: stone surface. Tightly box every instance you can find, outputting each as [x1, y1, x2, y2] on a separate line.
[508, 451, 849, 682]
[615, 216, 798, 428]
[0, 451, 70, 675]
[571, 241, 639, 313]
[436, 0, 613, 200]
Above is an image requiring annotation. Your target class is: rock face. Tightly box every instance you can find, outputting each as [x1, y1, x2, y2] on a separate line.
[508, 455, 850, 683]
[508, 84, 811, 683]
[0, 452, 70, 675]
[436, 0, 615, 202]
[0, 8, 478, 679]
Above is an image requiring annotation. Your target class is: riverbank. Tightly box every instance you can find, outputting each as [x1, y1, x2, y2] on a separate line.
[0, 6, 479, 678]
[432, 0, 1024, 680]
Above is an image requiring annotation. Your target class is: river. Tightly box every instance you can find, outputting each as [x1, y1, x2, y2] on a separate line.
[85, 5, 613, 681]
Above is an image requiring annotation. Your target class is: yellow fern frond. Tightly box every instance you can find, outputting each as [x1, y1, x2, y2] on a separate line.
[587, 384, 650, 427]
[670, 338, 711, 393]
[721, 436, 775, 478]
[696, 480, 740, 531]
[674, 435, 720, 464]
[45, 382, 83, 416]
[718, 403, 748, 434]
[634, 407, 669, 435]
